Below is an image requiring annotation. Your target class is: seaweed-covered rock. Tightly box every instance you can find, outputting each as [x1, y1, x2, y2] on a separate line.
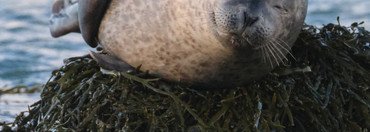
[6, 23, 370, 131]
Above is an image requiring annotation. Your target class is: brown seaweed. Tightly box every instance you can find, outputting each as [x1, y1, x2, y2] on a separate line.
[2, 23, 370, 131]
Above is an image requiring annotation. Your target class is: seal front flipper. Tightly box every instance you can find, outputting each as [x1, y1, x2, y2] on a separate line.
[79, 0, 111, 47]
[89, 51, 134, 72]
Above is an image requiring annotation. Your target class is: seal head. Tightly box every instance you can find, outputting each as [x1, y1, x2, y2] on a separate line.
[212, 0, 307, 59]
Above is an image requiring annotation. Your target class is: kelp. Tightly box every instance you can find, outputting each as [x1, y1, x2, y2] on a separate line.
[3, 23, 370, 131]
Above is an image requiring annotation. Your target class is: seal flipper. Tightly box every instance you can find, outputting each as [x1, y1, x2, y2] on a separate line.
[89, 51, 134, 72]
[79, 0, 111, 47]
[49, 0, 80, 37]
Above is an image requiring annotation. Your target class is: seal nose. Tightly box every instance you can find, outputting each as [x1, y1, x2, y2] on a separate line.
[234, 12, 258, 34]
[244, 13, 258, 27]
[213, 3, 259, 35]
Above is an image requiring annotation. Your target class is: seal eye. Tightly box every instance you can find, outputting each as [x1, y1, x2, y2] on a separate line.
[273, 5, 288, 13]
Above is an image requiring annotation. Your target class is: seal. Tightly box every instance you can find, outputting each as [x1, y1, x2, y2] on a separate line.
[50, 0, 308, 87]
[49, 0, 80, 37]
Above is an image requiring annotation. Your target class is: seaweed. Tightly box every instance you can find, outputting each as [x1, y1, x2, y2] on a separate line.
[3, 23, 370, 131]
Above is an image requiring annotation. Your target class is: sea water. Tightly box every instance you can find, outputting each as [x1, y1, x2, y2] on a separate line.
[0, 0, 369, 123]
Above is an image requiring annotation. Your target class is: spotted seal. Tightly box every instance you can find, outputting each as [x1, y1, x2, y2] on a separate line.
[50, 0, 308, 87]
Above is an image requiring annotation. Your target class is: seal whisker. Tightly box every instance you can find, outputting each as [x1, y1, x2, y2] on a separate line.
[267, 42, 283, 66]
[262, 45, 274, 68]
[266, 45, 275, 67]
[263, 46, 268, 64]
[274, 39, 291, 52]
[269, 40, 288, 62]
[277, 38, 290, 48]
[274, 40, 293, 66]
[259, 44, 267, 64]
[265, 43, 280, 67]
[272, 40, 290, 66]
[276, 39, 296, 60]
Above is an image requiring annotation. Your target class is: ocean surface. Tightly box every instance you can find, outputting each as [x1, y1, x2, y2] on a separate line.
[0, 0, 369, 123]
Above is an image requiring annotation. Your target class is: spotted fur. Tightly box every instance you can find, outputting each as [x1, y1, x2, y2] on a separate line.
[97, 0, 308, 87]
[50, 0, 307, 87]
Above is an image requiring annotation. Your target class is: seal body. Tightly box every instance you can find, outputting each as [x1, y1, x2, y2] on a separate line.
[49, 0, 308, 87]
[97, 0, 308, 87]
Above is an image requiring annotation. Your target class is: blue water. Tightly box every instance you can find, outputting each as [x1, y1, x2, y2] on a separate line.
[0, 0, 87, 87]
[0, 0, 369, 87]
[306, 0, 370, 28]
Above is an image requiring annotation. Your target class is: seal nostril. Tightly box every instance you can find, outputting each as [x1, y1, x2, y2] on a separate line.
[249, 17, 258, 26]
[247, 17, 258, 27]
[244, 12, 258, 27]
